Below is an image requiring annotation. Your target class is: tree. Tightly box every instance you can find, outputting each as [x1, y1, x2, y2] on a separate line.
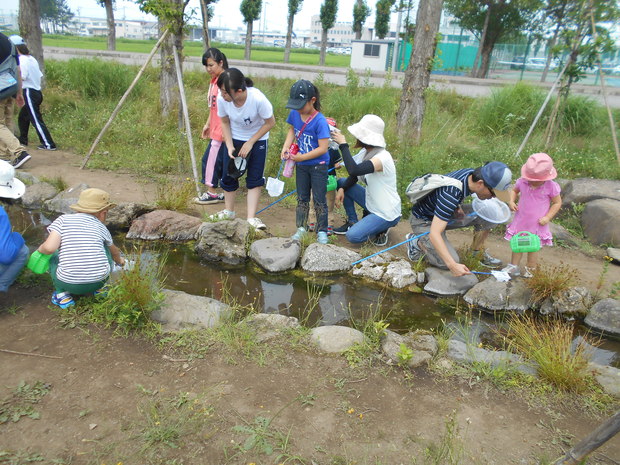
[319, 0, 338, 66]
[40, 0, 75, 33]
[138, 0, 188, 118]
[241, 0, 262, 61]
[375, 0, 395, 40]
[352, 0, 370, 40]
[540, 0, 574, 82]
[199, 0, 218, 49]
[284, 0, 303, 63]
[96, 0, 116, 51]
[396, 0, 443, 143]
[444, 0, 542, 78]
[18, 0, 44, 70]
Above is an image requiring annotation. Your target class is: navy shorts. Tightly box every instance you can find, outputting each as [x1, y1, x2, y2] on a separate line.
[220, 138, 268, 191]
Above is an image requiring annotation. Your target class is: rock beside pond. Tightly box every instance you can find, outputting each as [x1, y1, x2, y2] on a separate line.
[245, 314, 300, 342]
[607, 247, 620, 264]
[249, 237, 300, 272]
[381, 330, 438, 368]
[562, 178, 620, 206]
[301, 243, 361, 273]
[20, 182, 58, 209]
[447, 339, 536, 376]
[584, 298, 620, 337]
[127, 209, 201, 241]
[588, 363, 620, 398]
[539, 287, 592, 317]
[424, 267, 478, 296]
[549, 223, 581, 248]
[195, 219, 250, 266]
[351, 253, 417, 288]
[310, 325, 366, 353]
[384, 260, 417, 289]
[44, 183, 89, 214]
[106, 202, 154, 231]
[15, 171, 39, 185]
[581, 199, 620, 247]
[151, 289, 231, 331]
[463, 278, 531, 312]
[351, 253, 391, 281]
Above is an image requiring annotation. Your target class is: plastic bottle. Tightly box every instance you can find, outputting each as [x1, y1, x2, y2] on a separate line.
[283, 158, 296, 178]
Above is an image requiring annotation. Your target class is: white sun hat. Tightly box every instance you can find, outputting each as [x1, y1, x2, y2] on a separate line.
[0, 160, 25, 199]
[347, 114, 386, 148]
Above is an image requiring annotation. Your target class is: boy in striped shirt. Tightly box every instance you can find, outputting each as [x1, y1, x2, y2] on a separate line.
[36, 188, 125, 308]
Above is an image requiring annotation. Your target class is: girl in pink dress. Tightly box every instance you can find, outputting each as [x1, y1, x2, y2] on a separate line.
[502, 153, 562, 277]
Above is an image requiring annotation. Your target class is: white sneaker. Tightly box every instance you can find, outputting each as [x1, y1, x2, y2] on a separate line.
[291, 227, 306, 241]
[501, 263, 520, 276]
[247, 217, 266, 230]
[209, 209, 235, 221]
[523, 266, 535, 278]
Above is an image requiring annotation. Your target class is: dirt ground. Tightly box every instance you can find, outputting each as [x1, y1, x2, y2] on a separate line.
[0, 148, 619, 465]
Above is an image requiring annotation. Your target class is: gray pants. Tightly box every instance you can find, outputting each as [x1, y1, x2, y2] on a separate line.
[409, 204, 494, 269]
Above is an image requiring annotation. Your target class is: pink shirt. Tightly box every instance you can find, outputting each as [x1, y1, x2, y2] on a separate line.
[207, 76, 223, 141]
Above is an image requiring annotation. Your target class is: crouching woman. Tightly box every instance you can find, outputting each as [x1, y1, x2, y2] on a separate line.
[36, 188, 125, 309]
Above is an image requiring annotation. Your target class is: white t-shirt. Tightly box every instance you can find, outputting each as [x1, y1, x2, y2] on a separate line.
[19, 55, 42, 91]
[217, 87, 273, 142]
[48, 213, 114, 284]
[365, 148, 401, 222]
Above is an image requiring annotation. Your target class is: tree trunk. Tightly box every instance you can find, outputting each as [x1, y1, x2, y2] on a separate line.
[18, 0, 44, 71]
[541, 24, 561, 82]
[470, 4, 490, 78]
[200, 0, 211, 49]
[284, 13, 294, 63]
[319, 29, 328, 66]
[104, 0, 116, 51]
[244, 22, 253, 60]
[476, 37, 495, 78]
[396, 0, 443, 143]
[159, 0, 185, 119]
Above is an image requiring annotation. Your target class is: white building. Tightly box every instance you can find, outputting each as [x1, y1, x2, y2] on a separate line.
[309, 15, 372, 47]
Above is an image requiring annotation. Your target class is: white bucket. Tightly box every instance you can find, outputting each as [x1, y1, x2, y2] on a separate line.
[266, 177, 284, 197]
[472, 194, 511, 224]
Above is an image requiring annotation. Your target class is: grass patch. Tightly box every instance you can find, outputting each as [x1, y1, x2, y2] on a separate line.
[39, 175, 68, 192]
[155, 179, 196, 212]
[421, 410, 466, 465]
[0, 381, 51, 424]
[343, 299, 390, 367]
[526, 262, 578, 304]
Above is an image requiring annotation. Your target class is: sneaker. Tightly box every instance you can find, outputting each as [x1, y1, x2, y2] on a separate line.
[247, 217, 266, 230]
[327, 225, 333, 236]
[523, 266, 535, 278]
[37, 145, 57, 151]
[317, 231, 329, 244]
[333, 221, 354, 235]
[209, 209, 235, 221]
[11, 152, 31, 169]
[370, 230, 389, 247]
[501, 263, 521, 277]
[193, 192, 224, 205]
[307, 222, 316, 232]
[292, 227, 306, 241]
[51, 291, 75, 309]
[406, 233, 423, 261]
[472, 249, 502, 268]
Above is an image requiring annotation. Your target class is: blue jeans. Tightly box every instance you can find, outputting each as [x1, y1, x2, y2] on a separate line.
[296, 163, 328, 232]
[0, 244, 29, 292]
[338, 179, 401, 244]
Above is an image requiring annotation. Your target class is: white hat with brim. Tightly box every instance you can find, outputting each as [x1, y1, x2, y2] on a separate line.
[347, 114, 386, 148]
[0, 160, 25, 199]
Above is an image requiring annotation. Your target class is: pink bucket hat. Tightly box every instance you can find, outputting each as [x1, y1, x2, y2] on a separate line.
[521, 153, 557, 181]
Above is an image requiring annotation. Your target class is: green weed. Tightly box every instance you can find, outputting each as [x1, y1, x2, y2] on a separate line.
[155, 179, 196, 213]
[0, 381, 51, 424]
[39, 175, 68, 192]
[421, 410, 466, 465]
[396, 343, 414, 366]
[526, 262, 578, 304]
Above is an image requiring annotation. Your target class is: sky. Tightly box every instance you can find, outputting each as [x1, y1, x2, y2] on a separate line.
[3, 0, 382, 33]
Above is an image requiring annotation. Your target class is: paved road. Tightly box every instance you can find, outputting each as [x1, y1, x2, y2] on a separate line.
[43, 46, 620, 108]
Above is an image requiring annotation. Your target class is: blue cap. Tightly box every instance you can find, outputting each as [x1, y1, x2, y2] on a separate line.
[481, 161, 512, 202]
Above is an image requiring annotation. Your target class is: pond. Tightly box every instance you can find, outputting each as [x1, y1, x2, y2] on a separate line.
[8, 204, 620, 368]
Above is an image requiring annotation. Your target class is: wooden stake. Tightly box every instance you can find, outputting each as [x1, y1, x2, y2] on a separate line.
[80, 29, 170, 169]
[172, 44, 201, 197]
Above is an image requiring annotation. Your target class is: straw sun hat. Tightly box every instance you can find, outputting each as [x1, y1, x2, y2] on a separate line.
[70, 188, 116, 213]
[347, 114, 386, 148]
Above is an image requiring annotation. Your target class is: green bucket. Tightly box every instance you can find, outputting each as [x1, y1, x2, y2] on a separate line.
[27, 250, 52, 274]
[510, 231, 541, 254]
[327, 175, 337, 192]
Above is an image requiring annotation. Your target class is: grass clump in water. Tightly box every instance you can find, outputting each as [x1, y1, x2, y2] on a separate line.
[526, 262, 578, 304]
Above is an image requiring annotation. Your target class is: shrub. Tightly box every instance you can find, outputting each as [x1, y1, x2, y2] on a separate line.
[559, 94, 604, 136]
[504, 314, 593, 392]
[155, 180, 196, 212]
[526, 262, 578, 304]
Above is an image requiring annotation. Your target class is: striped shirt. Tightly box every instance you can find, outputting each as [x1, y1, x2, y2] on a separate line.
[411, 169, 473, 222]
[48, 213, 113, 284]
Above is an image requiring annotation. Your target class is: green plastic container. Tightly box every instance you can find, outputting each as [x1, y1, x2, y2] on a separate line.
[510, 231, 541, 253]
[327, 175, 337, 192]
[27, 251, 51, 274]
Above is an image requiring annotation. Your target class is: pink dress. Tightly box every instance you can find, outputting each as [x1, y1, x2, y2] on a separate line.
[504, 178, 561, 246]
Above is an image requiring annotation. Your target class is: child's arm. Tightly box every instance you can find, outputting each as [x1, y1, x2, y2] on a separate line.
[280, 126, 295, 160]
[220, 115, 235, 157]
[508, 185, 520, 212]
[291, 138, 329, 162]
[108, 244, 125, 266]
[38, 230, 61, 255]
[200, 113, 211, 139]
[238, 116, 276, 158]
[539, 194, 562, 226]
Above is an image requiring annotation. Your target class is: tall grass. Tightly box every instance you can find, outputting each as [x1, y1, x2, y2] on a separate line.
[40, 59, 620, 186]
[526, 262, 578, 304]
